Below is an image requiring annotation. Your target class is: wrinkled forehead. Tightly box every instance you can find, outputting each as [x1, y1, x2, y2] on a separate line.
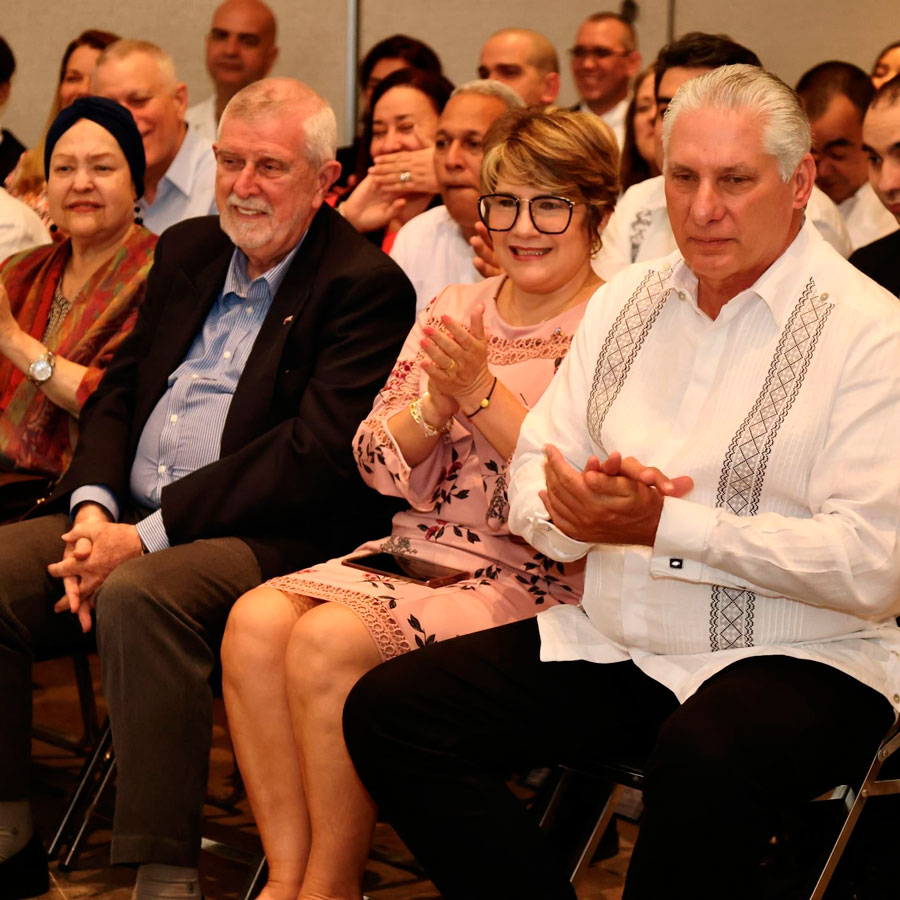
[574, 19, 631, 50]
[481, 33, 535, 68]
[211, 1, 275, 39]
[864, 100, 900, 147]
[439, 93, 507, 133]
[95, 52, 171, 94]
[667, 105, 767, 163]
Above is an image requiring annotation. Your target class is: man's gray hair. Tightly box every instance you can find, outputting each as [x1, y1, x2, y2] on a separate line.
[219, 77, 337, 168]
[451, 79, 526, 110]
[663, 64, 811, 181]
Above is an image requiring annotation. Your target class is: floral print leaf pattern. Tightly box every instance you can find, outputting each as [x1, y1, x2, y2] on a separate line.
[513, 551, 574, 605]
[408, 613, 436, 648]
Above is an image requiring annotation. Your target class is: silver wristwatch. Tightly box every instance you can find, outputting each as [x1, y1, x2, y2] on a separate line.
[28, 348, 56, 385]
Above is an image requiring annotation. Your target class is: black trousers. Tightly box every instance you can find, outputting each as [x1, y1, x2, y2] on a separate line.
[344, 617, 893, 900]
[0, 513, 261, 866]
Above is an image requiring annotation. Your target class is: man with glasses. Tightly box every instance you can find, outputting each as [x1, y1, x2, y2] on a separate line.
[569, 12, 641, 148]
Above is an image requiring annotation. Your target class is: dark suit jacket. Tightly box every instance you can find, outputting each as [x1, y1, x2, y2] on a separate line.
[0, 128, 26, 184]
[849, 230, 900, 298]
[53, 206, 416, 579]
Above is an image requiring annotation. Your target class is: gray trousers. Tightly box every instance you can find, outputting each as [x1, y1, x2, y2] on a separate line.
[0, 513, 261, 866]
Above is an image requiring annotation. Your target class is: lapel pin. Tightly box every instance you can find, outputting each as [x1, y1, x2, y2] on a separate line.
[282, 315, 294, 325]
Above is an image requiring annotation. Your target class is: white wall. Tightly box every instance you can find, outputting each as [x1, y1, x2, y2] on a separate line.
[2, 0, 896, 149]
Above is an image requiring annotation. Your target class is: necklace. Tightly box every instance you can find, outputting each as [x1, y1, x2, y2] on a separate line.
[498, 269, 602, 326]
[42, 281, 72, 344]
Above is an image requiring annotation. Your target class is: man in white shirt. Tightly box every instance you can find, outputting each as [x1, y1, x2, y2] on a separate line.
[185, 0, 278, 145]
[568, 12, 641, 148]
[797, 61, 898, 251]
[92, 40, 217, 236]
[343, 65, 900, 900]
[476, 28, 559, 107]
[0, 187, 49, 263]
[850, 75, 900, 296]
[594, 32, 852, 280]
[390, 80, 523, 311]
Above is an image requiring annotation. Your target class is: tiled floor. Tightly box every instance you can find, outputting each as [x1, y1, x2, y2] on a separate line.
[29, 657, 634, 900]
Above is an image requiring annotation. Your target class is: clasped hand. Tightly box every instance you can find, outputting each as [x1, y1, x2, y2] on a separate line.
[540, 446, 694, 547]
[48, 506, 143, 633]
[420, 304, 494, 418]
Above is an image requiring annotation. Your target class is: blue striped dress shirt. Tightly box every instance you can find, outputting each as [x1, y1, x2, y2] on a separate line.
[71, 239, 303, 552]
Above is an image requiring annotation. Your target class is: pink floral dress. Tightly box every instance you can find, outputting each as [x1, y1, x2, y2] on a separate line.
[266, 276, 587, 660]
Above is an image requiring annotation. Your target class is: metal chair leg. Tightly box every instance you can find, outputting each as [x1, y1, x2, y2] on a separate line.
[47, 719, 113, 859]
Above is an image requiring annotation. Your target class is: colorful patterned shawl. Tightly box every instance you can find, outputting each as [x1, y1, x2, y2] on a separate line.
[0, 226, 157, 477]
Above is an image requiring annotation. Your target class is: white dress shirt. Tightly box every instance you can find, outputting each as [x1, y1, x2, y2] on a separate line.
[0, 186, 50, 263]
[139, 127, 217, 236]
[509, 220, 900, 711]
[185, 95, 218, 147]
[594, 175, 852, 280]
[575, 96, 629, 149]
[390, 206, 481, 312]
[839, 181, 899, 252]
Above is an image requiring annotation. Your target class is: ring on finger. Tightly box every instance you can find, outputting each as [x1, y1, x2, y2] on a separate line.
[399, 170, 412, 184]
[445, 359, 457, 373]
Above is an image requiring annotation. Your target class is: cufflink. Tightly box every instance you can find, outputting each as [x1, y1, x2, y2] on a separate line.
[669, 558, 683, 569]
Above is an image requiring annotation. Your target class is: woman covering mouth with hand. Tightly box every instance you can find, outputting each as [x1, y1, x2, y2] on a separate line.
[0, 96, 156, 520]
[220, 105, 620, 900]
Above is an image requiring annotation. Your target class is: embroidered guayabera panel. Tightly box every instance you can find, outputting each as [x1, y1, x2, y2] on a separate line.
[629, 208, 654, 263]
[587, 266, 673, 444]
[709, 278, 833, 651]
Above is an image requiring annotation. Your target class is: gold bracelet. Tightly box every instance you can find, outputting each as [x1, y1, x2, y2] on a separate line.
[465, 376, 498, 418]
[410, 395, 452, 438]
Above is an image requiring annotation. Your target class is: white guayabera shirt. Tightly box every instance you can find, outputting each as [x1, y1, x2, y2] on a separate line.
[509, 220, 900, 709]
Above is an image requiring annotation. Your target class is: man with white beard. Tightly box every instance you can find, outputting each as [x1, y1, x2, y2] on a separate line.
[0, 78, 413, 900]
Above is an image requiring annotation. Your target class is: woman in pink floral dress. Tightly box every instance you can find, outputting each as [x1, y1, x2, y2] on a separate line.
[221, 106, 620, 900]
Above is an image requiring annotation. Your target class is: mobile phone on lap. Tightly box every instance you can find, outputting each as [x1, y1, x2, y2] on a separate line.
[342, 551, 469, 588]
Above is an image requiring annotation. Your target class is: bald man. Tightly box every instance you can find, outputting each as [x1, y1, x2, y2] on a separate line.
[186, 0, 279, 144]
[477, 28, 559, 106]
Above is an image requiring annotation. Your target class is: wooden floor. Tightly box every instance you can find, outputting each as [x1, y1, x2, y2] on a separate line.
[30, 656, 634, 900]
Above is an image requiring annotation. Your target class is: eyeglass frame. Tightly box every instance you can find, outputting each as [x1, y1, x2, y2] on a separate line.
[568, 45, 632, 63]
[477, 192, 586, 235]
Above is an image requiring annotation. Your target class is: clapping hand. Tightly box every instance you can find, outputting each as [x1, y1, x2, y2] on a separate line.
[420, 304, 494, 412]
[540, 446, 694, 546]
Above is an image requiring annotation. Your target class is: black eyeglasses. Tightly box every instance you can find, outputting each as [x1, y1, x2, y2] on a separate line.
[568, 46, 631, 62]
[478, 193, 578, 234]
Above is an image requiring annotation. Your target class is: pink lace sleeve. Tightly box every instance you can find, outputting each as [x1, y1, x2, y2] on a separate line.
[353, 290, 475, 511]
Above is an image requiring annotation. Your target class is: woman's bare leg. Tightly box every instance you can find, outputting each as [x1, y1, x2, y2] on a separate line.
[222, 586, 316, 900]
[285, 603, 385, 900]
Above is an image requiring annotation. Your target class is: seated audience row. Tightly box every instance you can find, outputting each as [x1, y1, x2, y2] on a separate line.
[0, 8, 899, 900]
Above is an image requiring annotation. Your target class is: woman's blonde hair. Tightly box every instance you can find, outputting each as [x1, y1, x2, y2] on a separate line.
[481, 106, 620, 254]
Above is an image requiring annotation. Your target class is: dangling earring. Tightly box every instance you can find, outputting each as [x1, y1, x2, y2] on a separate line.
[134, 205, 143, 226]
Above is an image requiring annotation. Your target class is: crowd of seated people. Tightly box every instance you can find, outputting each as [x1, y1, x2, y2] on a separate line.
[0, 6, 899, 900]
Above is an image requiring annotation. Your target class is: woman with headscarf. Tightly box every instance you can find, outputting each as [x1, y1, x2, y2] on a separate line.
[0, 96, 156, 519]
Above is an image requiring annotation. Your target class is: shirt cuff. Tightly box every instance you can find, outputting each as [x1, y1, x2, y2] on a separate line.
[70, 486, 119, 522]
[135, 510, 171, 553]
[649, 496, 716, 582]
[525, 512, 595, 563]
